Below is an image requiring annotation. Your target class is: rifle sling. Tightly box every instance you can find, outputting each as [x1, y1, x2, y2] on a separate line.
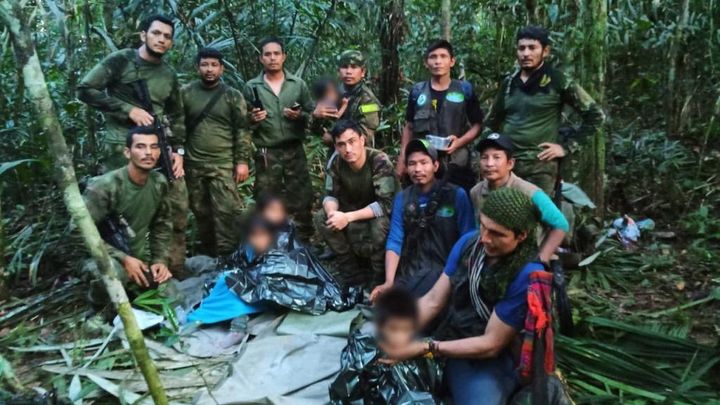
[187, 84, 227, 134]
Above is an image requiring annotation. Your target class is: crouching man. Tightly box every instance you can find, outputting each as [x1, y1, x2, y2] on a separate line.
[83, 127, 174, 294]
[380, 188, 544, 404]
[314, 120, 399, 288]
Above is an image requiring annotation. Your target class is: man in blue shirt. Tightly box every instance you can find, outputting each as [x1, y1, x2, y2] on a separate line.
[379, 187, 544, 405]
[371, 139, 475, 301]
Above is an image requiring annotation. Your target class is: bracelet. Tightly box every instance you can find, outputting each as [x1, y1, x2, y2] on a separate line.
[430, 340, 440, 357]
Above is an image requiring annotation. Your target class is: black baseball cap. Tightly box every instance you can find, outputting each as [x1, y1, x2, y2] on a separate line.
[405, 139, 438, 163]
[476, 133, 514, 155]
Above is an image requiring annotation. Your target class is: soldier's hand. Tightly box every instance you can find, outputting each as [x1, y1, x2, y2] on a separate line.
[312, 103, 338, 119]
[150, 263, 173, 284]
[129, 107, 155, 126]
[537, 142, 567, 161]
[123, 255, 150, 288]
[251, 108, 267, 122]
[326, 211, 350, 231]
[172, 153, 185, 178]
[445, 135, 460, 154]
[234, 163, 250, 183]
[283, 107, 302, 121]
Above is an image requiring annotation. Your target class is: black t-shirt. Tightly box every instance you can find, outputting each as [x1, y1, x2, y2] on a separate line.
[405, 80, 484, 125]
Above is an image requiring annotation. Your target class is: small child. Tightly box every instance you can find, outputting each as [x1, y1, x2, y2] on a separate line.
[255, 194, 300, 251]
[329, 287, 442, 404]
[311, 77, 349, 147]
[375, 287, 421, 353]
[240, 215, 277, 264]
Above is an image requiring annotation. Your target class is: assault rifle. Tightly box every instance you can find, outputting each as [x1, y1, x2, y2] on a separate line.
[130, 79, 176, 182]
[97, 214, 133, 254]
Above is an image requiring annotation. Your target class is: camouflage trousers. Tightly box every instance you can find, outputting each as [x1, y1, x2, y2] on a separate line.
[186, 164, 244, 257]
[254, 143, 314, 241]
[313, 210, 389, 288]
[514, 158, 559, 196]
[100, 142, 189, 277]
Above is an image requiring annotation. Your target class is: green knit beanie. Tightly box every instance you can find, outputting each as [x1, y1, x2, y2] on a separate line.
[482, 188, 538, 234]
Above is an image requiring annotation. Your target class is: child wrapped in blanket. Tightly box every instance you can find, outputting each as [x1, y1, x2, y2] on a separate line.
[330, 287, 442, 404]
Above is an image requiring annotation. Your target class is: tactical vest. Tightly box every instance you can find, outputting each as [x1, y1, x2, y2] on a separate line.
[411, 79, 470, 139]
[396, 182, 460, 296]
[433, 234, 491, 341]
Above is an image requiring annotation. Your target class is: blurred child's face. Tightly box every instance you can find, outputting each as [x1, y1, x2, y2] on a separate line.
[322, 86, 341, 104]
[262, 200, 287, 226]
[248, 229, 273, 255]
[379, 317, 416, 351]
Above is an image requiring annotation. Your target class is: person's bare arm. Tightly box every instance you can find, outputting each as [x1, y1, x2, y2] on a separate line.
[432, 311, 517, 359]
[418, 274, 452, 329]
[446, 122, 482, 154]
[539, 229, 566, 263]
[396, 121, 413, 176]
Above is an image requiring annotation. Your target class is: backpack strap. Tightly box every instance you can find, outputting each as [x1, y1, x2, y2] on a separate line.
[187, 83, 227, 133]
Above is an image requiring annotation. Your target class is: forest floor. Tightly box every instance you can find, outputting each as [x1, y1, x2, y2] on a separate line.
[1, 213, 719, 403]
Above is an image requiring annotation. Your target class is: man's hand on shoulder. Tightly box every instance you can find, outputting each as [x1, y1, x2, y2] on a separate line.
[129, 107, 154, 126]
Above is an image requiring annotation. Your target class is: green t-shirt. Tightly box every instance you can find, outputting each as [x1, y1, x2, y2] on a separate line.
[77, 48, 185, 147]
[181, 80, 252, 166]
[83, 167, 172, 265]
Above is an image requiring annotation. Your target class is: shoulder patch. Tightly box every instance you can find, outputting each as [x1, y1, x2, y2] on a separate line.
[359, 103, 380, 114]
[417, 94, 428, 106]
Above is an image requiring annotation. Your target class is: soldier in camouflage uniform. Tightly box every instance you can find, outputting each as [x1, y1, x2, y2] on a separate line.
[485, 26, 605, 195]
[78, 15, 189, 276]
[244, 37, 315, 241]
[312, 50, 382, 147]
[182, 48, 252, 257]
[83, 128, 173, 290]
[314, 120, 399, 288]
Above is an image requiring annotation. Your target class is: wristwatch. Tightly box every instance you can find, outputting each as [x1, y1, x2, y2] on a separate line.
[175, 147, 185, 156]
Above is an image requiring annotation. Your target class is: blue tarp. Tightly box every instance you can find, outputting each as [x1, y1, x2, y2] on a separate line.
[187, 272, 265, 324]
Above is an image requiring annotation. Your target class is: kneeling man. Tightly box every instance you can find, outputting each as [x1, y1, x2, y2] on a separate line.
[314, 120, 399, 287]
[84, 127, 173, 291]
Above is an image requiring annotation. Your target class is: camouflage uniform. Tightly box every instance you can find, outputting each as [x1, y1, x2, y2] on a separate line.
[337, 50, 382, 146]
[182, 80, 252, 256]
[82, 167, 172, 289]
[314, 148, 399, 287]
[78, 48, 189, 275]
[485, 63, 605, 194]
[243, 70, 315, 240]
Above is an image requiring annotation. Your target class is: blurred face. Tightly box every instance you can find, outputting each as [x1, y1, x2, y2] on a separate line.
[338, 64, 366, 86]
[334, 129, 366, 164]
[262, 200, 287, 226]
[124, 134, 160, 171]
[320, 85, 340, 105]
[198, 57, 224, 85]
[379, 317, 416, 351]
[424, 48, 455, 77]
[259, 42, 286, 73]
[479, 214, 527, 257]
[141, 20, 174, 57]
[406, 151, 438, 187]
[248, 229, 273, 255]
[480, 147, 514, 182]
[516, 39, 549, 71]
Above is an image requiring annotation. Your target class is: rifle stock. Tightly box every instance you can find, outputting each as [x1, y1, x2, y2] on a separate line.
[132, 80, 176, 182]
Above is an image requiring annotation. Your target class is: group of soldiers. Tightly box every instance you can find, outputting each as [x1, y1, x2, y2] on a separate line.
[78, 14, 604, 294]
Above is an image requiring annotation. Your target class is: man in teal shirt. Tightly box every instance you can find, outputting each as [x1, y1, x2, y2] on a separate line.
[485, 26, 605, 194]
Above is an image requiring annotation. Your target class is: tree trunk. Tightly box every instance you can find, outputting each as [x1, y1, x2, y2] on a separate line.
[576, 0, 607, 213]
[0, 2, 168, 404]
[440, 0, 451, 41]
[378, 0, 405, 105]
[666, 0, 691, 135]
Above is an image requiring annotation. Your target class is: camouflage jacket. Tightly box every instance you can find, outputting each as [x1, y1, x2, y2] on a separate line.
[485, 63, 605, 162]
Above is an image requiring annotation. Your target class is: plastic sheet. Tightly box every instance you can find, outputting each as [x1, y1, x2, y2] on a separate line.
[329, 322, 442, 404]
[226, 247, 362, 315]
